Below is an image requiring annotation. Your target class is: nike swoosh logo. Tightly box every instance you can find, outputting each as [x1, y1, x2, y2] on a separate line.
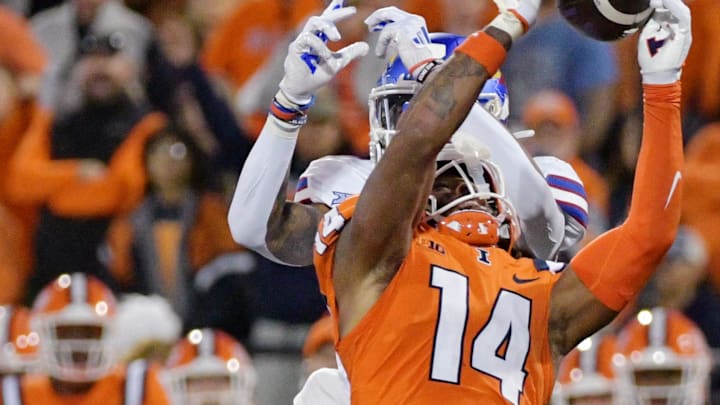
[664, 171, 682, 209]
[513, 274, 540, 284]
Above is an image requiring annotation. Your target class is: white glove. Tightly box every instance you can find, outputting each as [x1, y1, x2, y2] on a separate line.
[364, 7, 434, 78]
[278, 0, 369, 106]
[638, 0, 692, 84]
[488, 0, 541, 41]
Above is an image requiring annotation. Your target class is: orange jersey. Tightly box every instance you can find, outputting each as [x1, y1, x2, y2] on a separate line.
[314, 196, 564, 404]
[1, 361, 169, 405]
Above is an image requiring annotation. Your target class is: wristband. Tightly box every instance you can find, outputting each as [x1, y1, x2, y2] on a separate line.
[415, 59, 444, 83]
[454, 31, 507, 76]
[271, 90, 315, 126]
[488, 11, 527, 41]
[408, 58, 436, 78]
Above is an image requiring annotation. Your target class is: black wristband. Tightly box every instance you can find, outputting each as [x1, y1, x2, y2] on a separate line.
[416, 59, 444, 84]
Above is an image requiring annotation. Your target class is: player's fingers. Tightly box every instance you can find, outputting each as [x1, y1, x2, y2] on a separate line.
[292, 32, 334, 61]
[330, 41, 369, 71]
[492, 0, 519, 12]
[375, 29, 398, 57]
[662, 0, 690, 31]
[304, 16, 342, 42]
[322, 0, 344, 14]
[364, 7, 407, 31]
[322, 5, 357, 24]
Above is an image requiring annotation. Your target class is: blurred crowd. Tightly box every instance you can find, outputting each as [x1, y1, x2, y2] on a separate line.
[0, 0, 718, 403]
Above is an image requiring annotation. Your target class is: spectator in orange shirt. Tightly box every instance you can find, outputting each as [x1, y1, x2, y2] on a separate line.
[0, 5, 48, 304]
[6, 32, 166, 302]
[403, 0, 496, 34]
[522, 89, 610, 247]
[0, 5, 46, 98]
[682, 122, 720, 295]
[201, 0, 322, 91]
[681, 123, 720, 397]
[199, 0, 323, 137]
[681, 0, 720, 135]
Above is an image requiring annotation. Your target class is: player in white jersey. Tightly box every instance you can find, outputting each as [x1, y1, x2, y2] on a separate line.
[228, 3, 588, 271]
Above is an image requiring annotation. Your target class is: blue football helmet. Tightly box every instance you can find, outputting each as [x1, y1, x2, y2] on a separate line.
[368, 33, 510, 163]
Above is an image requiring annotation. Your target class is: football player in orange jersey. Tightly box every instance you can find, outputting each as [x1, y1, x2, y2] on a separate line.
[614, 308, 711, 404]
[552, 332, 620, 405]
[312, 0, 691, 402]
[0, 273, 170, 405]
[163, 328, 256, 405]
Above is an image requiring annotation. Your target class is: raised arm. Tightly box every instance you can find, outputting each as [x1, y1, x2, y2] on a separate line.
[336, 3, 539, 281]
[549, 0, 691, 356]
[227, 1, 367, 266]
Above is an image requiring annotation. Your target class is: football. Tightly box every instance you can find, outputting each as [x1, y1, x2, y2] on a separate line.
[557, 0, 654, 41]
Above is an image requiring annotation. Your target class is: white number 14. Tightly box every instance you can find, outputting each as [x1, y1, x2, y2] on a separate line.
[430, 266, 531, 405]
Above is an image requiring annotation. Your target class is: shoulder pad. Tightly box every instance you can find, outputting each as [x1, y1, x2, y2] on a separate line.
[294, 156, 373, 207]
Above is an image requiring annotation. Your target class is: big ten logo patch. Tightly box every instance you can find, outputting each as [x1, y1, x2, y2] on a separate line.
[419, 238, 446, 255]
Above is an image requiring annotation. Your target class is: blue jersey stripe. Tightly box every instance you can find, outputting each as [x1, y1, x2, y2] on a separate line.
[547, 175, 587, 198]
[557, 201, 589, 228]
[296, 177, 309, 192]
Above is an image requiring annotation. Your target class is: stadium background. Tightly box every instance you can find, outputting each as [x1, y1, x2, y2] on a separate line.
[0, 0, 718, 403]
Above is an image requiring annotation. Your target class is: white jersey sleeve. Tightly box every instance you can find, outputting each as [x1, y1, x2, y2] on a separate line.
[293, 156, 373, 207]
[228, 115, 299, 265]
[456, 104, 566, 259]
[533, 156, 588, 255]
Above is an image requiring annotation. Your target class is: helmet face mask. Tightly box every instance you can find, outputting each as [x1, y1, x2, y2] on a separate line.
[429, 142, 519, 248]
[167, 357, 254, 405]
[619, 354, 709, 405]
[34, 305, 114, 382]
[368, 79, 419, 163]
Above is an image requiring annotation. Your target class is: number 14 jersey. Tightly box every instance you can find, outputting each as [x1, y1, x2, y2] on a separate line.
[314, 196, 565, 404]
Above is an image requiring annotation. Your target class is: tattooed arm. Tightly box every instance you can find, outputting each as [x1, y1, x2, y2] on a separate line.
[265, 170, 328, 266]
[228, 115, 325, 267]
[331, 29, 512, 334]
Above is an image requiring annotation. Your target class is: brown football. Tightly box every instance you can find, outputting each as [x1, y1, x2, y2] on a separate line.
[558, 0, 654, 41]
